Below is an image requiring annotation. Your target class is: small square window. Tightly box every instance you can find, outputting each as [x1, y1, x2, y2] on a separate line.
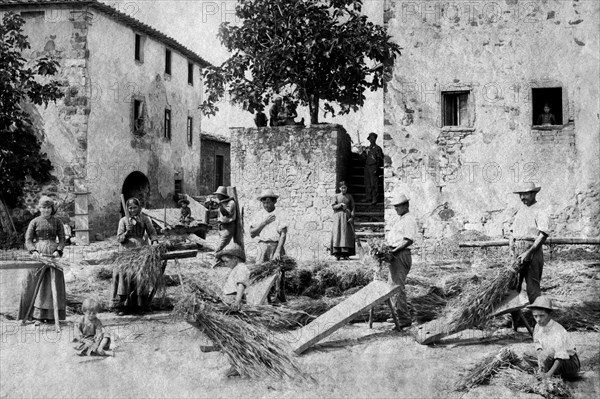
[165, 49, 172, 75]
[532, 88, 562, 125]
[134, 34, 145, 62]
[132, 99, 144, 134]
[164, 109, 171, 140]
[188, 62, 194, 85]
[186, 117, 193, 146]
[442, 91, 469, 127]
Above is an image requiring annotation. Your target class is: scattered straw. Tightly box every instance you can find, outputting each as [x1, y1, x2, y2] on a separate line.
[454, 346, 521, 391]
[497, 368, 573, 399]
[553, 302, 600, 332]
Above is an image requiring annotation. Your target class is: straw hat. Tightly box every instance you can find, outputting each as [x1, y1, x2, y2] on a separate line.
[527, 296, 554, 311]
[257, 189, 279, 201]
[215, 245, 246, 262]
[390, 194, 409, 206]
[513, 182, 541, 194]
[178, 198, 190, 206]
[367, 132, 378, 140]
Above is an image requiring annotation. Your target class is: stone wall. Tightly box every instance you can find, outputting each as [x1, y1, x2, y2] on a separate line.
[199, 135, 231, 195]
[383, 0, 600, 243]
[230, 125, 351, 261]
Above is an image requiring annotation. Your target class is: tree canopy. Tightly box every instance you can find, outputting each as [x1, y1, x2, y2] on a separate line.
[0, 12, 64, 206]
[200, 0, 401, 124]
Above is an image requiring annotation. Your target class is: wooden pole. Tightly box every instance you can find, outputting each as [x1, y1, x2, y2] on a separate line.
[120, 194, 130, 219]
[50, 268, 61, 332]
[459, 237, 600, 248]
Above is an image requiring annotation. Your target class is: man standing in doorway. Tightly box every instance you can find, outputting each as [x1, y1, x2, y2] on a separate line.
[359, 132, 384, 205]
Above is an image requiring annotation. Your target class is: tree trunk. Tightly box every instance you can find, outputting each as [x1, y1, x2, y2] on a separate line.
[308, 95, 319, 125]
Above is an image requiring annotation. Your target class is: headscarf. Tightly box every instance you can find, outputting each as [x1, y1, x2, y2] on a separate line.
[38, 195, 56, 215]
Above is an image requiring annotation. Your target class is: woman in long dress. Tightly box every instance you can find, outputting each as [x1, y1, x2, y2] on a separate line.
[19, 196, 66, 325]
[111, 197, 158, 315]
[330, 181, 356, 260]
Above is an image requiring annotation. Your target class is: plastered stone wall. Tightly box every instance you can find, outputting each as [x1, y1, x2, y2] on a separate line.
[230, 125, 351, 261]
[383, 0, 600, 245]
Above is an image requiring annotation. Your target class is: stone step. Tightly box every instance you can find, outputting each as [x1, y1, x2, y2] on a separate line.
[355, 222, 384, 227]
[356, 231, 385, 238]
[355, 211, 384, 217]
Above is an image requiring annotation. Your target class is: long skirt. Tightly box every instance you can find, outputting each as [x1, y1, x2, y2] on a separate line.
[330, 211, 356, 257]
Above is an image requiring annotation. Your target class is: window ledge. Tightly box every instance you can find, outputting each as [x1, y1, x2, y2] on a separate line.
[135, 59, 144, 65]
[531, 124, 568, 131]
[441, 126, 475, 132]
[164, 74, 172, 81]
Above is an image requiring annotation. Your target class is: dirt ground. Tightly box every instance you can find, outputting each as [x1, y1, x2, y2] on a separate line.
[1, 236, 599, 398]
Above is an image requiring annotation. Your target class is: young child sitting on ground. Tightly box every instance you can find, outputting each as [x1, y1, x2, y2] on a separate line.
[527, 296, 580, 380]
[216, 245, 249, 377]
[178, 198, 193, 225]
[72, 298, 114, 357]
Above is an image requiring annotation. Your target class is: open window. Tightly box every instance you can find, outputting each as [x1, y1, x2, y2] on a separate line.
[532, 88, 562, 125]
[132, 99, 144, 135]
[188, 62, 194, 85]
[134, 33, 145, 63]
[442, 91, 470, 127]
[165, 49, 172, 75]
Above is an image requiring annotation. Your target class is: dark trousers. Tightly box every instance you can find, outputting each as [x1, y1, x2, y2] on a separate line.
[514, 240, 544, 304]
[364, 163, 379, 201]
[388, 249, 412, 323]
[215, 222, 235, 252]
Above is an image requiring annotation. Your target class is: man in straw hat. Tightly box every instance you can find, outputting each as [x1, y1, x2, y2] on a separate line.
[510, 182, 550, 306]
[525, 296, 580, 380]
[386, 194, 418, 329]
[358, 132, 384, 205]
[209, 186, 239, 255]
[250, 189, 287, 263]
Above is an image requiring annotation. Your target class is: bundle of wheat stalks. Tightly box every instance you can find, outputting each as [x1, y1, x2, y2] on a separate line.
[249, 256, 297, 283]
[112, 243, 168, 292]
[366, 238, 394, 264]
[497, 368, 572, 399]
[444, 262, 519, 331]
[454, 347, 521, 391]
[174, 290, 311, 380]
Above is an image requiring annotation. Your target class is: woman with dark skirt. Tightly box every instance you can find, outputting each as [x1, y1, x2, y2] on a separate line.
[20, 196, 66, 326]
[330, 181, 356, 260]
[112, 197, 158, 315]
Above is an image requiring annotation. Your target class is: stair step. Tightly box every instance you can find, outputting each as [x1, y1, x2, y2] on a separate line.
[355, 222, 384, 227]
[355, 211, 384, 217]
[356, 232, 385, 238]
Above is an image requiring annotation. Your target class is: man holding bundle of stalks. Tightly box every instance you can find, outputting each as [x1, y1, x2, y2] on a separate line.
[510, 182, 550, 328]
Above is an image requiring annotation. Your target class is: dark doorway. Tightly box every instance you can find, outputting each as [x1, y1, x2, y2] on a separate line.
[532, 87, 563, 125]
[121, 171, 150, 215]
[215, 155, 224, 190]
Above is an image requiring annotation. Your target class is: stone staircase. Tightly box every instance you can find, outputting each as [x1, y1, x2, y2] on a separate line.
[347, 152, 384, 241]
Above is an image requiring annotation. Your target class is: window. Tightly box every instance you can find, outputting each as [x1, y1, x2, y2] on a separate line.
[186, 117, 193, 146]
[164, 109, 171, 140]
[188, 62, 194, 85]
[165, 49, 172, 75]
[174, 179, 182, 195]
[215, 155, 224, 190]
[442, 91, 469, 127]
[134, 34, 145, 62]
[20, 11, 45, 19]
[132, 99, 144, 134]
[532, 87, 562, 125]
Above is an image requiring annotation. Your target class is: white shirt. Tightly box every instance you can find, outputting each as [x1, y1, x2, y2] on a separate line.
[222, 263, 251, 297]
[250, 209, 288, 243]
[387, 212, 418, 247]
[533, 319, 576, 359]
[511, 202, 550, 239]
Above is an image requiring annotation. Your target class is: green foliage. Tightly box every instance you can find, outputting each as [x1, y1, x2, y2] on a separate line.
[0, 12, 64, 206]
[200, 0, 401, 124]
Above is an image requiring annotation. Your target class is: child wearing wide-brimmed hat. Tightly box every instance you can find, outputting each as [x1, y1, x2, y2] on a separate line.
[527, 296, 580, 380]
[178, 197, 193, 225]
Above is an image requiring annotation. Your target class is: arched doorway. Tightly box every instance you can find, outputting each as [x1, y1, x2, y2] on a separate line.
[121, 171, 150, 214]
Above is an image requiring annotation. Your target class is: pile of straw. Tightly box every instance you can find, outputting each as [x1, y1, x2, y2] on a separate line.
[112, 243, 168, 293]
[497, 368, 572, 399]
[174, 295, 310, 380]
[553, 302, 600, 332]
[445, 262, 519, 331]
[249, 256, 297, 283]
[454, 347, 521, 391]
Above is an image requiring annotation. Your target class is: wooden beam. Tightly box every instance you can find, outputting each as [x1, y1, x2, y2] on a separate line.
[459, 237, 600, 248]
[291, 280, 402, 355]
[246, 274, 278, 306]
[0, 261, 43, 270]
[161, 250, 197, 260]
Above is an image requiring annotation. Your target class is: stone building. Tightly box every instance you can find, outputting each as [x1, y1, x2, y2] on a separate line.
[1, 0, 210, 242]
[383, 0, 600, 245]
[199, 133, 231, 195]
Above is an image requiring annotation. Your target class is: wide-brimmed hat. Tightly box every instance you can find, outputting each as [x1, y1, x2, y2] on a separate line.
[215, 245, 246, 262]
[513, 182, 541, 194]
[213, 186, 229, 197]
[390, 194, 409, 206]
[178, 198, 190, 206]
[367, 132, 378, 140]
[527, 296, 554, 311]
[257, 189, 279, 201]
